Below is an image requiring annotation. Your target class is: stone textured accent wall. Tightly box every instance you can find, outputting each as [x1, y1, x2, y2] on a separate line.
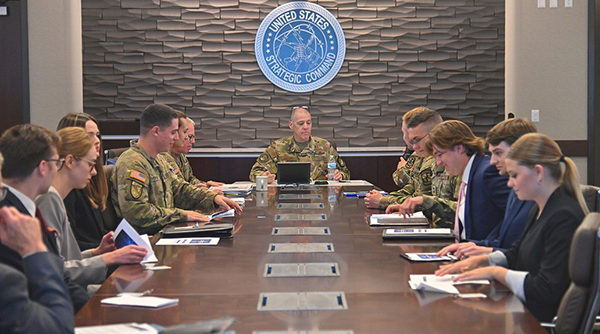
[82, 0, 505, 148]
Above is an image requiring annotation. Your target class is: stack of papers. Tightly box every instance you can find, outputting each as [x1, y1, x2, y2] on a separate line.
[408, 274, 489, 294]
[370, 212, 428, 226]
[210, 183, 252, 196]
[382, 228, 454, 239]
[101, 295, 179, 308]
[228, 197, 246, 207]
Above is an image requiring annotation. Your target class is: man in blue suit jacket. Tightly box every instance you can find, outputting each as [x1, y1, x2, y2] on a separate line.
[0, 124, 89, 313]
[437, 118, 538, 258]
[428, 120, 510, 242]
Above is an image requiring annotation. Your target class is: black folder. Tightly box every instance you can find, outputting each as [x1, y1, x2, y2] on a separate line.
[162, 223, 234, 238]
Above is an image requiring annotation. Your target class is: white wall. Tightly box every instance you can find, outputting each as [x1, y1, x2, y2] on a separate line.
[28, 0, 82, 130]
[506, 0, 588, 182]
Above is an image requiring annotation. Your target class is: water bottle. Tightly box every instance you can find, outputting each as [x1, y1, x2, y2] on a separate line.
[328, 154, 336, 181]
[328, 186, 336, 211]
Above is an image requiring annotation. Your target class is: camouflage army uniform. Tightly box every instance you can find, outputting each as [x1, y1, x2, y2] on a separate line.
[111, 144, 218, 235]
[392, 150, 417, 187]
[160, 152, 204, 186]
[422, 168, 459, 228]
[249, 136, 350, 182]
[378, 154, 435, 209]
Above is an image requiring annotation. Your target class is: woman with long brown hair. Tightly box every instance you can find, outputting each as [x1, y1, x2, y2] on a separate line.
[57, 113, 109, 250]
[436, 133, 588, 322]
[36, 127, 146, 290]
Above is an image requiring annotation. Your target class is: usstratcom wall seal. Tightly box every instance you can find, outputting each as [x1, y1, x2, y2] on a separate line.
[255, 1, 346, 93]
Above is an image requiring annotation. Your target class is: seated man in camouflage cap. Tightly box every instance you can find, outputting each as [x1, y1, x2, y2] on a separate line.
[111, 103, 242, 235]
[249, 106, 350, 184]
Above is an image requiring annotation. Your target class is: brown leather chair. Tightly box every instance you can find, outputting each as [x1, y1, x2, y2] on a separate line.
[581, 185, 600, 213]
[542, 212, 600, 334]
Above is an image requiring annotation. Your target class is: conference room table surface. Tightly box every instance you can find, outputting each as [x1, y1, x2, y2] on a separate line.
[75, 184, 546, 333]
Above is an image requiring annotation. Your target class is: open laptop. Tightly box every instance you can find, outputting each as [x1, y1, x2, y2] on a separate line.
[277, 162, 311, 185]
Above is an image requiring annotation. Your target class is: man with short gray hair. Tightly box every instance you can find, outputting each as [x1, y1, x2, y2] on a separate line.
[249, 106, 350, 183]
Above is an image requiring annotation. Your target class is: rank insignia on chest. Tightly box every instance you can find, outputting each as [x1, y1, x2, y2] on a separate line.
[130, 169, 147, 183]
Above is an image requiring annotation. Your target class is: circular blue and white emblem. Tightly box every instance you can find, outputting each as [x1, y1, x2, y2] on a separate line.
[255, 1, 346, 93]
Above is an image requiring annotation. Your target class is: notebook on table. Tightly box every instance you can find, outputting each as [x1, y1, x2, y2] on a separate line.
[277, 162, 311, 185]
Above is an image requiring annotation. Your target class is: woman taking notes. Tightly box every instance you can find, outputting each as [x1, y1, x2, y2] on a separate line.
[435, 133, 588, 322]
[36, 127, 147, 292]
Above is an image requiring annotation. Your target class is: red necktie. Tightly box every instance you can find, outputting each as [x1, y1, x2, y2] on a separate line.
[35, 207, 56, 239]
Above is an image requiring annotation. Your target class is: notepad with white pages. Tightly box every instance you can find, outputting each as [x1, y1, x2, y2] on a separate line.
[101, 295, 178, 308]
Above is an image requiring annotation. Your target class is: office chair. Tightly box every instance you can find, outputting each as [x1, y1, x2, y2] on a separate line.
[104, 147, 129, 165]
[100, 164, 119, 230]
[581, 185, 600, 213]
[541, 212, 600, 334]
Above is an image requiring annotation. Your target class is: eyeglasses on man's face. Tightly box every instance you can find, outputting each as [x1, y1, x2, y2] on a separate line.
[187, 134, 196, 142]
[45, 158, 66, 170]
[409, 133, 429, 146]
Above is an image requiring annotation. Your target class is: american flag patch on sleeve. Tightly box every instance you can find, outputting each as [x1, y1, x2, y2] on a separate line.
[130, 169, 147, 183]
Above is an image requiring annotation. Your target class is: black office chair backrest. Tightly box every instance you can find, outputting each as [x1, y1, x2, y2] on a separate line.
[581, 185, 600, 213]
[100, 164, 120, 230]
[554, 212, 600, 334]
[104, 147, 129, 165]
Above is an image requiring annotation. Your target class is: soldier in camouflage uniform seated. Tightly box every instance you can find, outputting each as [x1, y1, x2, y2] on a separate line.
[111, 104, 241, 235]
[384, 108, 459, 228]
[391, 110, 417, 188]
[249, 107, 350, 183]
[160, 114, 224, 190]
[366, 107, 438, 210]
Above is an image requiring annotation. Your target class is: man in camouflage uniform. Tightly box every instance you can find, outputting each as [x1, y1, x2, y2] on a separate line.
[111, 104, 241, 235]
[249, 107, 350, 183]
[160, 115, 224, 189]
[391, 110, 418, 188]
[384, 108, 459, 228]
[365, 107, 436, 210]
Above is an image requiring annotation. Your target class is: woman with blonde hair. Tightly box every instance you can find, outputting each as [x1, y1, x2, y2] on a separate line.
[436, 133, 587, 322]
[36, 127, 147, 291]
[57, 113, 109, 250]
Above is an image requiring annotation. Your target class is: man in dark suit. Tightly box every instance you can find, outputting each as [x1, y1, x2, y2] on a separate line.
[437, 118, 538, 258]
[428, 120, 511, 242]
[0, 124, 89, 312]
[0, 183, 74, 333]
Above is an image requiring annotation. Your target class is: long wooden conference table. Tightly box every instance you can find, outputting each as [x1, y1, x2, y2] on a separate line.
[75, 183, 546, 333]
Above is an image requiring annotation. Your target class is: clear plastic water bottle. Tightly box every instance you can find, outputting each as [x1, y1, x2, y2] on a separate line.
[328, 154, 336, 181]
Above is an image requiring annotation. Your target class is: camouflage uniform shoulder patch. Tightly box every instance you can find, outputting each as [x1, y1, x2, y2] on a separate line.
[130, 169, 147, 183]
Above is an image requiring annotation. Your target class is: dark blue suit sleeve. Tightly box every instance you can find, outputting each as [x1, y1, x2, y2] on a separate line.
[0, 252, 74, 333]
[483, 163, 510, 215]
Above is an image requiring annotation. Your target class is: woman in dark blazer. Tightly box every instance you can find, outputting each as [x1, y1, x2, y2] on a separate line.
[436, 133, 588, 322]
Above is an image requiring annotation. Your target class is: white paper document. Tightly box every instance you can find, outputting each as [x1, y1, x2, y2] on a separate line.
[409, 274, 490, 294]
[76, 323, 159, 334]
[155, 237, 220, 246]
[403, 252, 457, 262]
[114, 219, 157, 263]
[208, 208, 235, 220]
[101, 295, 179, 308]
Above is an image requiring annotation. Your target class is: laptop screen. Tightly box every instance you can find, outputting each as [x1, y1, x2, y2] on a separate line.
[277, 162, 311, 184]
